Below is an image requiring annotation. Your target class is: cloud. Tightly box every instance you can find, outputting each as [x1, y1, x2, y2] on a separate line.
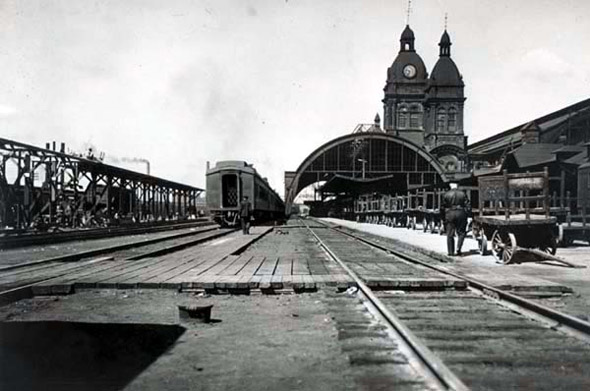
[517, 48, 575, 81]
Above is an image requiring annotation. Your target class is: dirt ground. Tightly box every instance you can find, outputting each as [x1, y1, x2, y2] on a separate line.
[0, 289, 358, 391]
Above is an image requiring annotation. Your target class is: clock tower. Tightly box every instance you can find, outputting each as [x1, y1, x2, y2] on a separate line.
[383, 25, 429, 147]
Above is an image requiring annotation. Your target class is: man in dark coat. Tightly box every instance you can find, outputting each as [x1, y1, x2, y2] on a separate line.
[441, 185, 470, 256]
[239, 196, 252, 235]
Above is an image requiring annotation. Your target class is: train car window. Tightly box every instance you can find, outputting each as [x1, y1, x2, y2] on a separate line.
[222, 174, 238, 207]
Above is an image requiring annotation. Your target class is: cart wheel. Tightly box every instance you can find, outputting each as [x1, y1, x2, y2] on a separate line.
[491, 230, 517, 264]
[541, 236, 557, 255]
[479, 234, 489, 256]
[503, 233, 517, 264]
[491, 230, 502, 261]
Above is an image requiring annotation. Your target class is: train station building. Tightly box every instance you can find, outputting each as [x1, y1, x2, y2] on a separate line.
[285, 24, 590, 217]
[284, 24, 470, 214]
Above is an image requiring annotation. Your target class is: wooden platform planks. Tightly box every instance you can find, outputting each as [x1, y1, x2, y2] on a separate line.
[292, 258, 310, 275]
[274, 258, 292, 276]
[255, 257, 279, 275]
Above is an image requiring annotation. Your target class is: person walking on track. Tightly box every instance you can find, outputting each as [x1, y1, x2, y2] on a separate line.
[239, 196, 252, 235]
[441, 184, 470, 256]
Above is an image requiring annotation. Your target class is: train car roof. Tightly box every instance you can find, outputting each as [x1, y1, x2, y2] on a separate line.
[207, 160, 284, 203]
[207, 160, 256, 174]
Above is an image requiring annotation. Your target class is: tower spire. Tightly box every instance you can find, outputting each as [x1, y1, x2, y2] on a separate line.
[439, 16, 451, 57]
[406, 0, 412, 25]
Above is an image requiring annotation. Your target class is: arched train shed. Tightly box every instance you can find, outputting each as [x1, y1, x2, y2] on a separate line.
[284, 132, 449, 214]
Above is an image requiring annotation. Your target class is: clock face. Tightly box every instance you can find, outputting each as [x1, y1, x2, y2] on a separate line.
[403, 64, 417, 79]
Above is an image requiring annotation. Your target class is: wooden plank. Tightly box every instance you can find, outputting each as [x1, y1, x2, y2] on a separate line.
[281, 275, 293, 289]
[255, 257, 278, 275]
[200, 255, 240, 276]
[0, 260, 103, 291]
[235, 274, 252, 289]
[167, 243, 244, 283]
[75, 256, 169, 287]
[475, 214, 556, 225]
[274, 258, 292, 276]
[248, 275, 263, 289]
[238, 256, 265, 276]
[270, 275, 283, 289]
[307, 258, 329, 275]
[201, 274, 223, 290]
[302, 274, 316, 290]
[334, 274, 354, 288]
[166, 259, 225, 286]
[291, 274, 304, 290]
[102, 252, 199, 287]
[259, 275, 272, 289]
[32, 258, 130, 293]
[222, 255, 254, 276]
[291, 258, 310, 275]
[49, 259, 148, 288]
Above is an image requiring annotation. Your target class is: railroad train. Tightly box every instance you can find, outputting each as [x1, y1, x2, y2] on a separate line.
[206, 160, 285, 226]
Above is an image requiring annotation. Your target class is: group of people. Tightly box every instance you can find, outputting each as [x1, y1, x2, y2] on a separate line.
[238, 186, 469, 256]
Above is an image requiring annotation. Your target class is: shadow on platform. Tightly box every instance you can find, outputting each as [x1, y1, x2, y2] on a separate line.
[0, 321, 185, 391]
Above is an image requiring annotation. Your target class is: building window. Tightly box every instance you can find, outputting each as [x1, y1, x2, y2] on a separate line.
[409, 104, 423, 129]
[397, 105, 408, 129]
[448, 107, 457, 132]
[436, 108, 446, 132]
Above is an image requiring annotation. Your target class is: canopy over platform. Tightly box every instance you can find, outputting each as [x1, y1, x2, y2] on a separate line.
[319, 174, 400, 195]
[284, 132, 449, 213]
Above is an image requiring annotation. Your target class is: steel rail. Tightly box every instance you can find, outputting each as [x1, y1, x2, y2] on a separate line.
[0, 225, 223, 272]
[321, 219, 590, 339]
[303, 220, 470, 391]
[0, 229, 239, 306]
[0, 220, 215, 249]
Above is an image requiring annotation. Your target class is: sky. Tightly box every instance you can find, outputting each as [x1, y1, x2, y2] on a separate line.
[0, 0, 589, 197]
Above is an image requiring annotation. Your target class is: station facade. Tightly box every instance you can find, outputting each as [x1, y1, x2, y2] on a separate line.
[285, 25, 469, 212]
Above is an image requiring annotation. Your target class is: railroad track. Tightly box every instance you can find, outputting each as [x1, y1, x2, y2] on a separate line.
[0, 219, 215, 249]
[0, 226, 236, 305]
[304, 218, 590, 390]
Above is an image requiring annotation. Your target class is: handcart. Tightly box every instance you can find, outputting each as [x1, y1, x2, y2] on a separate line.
[472, 169, 563, 265]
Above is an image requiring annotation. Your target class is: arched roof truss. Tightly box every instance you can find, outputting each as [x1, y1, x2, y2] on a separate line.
[285, 132, 448, 210]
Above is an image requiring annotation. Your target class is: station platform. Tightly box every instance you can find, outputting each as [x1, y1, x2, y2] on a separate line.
[324, 218, 590, 321]
[27, 227, 355, 295]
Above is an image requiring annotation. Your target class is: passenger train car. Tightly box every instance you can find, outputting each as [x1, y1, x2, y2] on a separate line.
[206, 161, 285, 226]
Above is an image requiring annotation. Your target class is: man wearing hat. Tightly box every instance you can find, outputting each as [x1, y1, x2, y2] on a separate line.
[239, 196, 252, 235]
[441, 183, 470, 256]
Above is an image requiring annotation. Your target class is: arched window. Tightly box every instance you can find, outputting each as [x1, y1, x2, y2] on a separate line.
[397, 105, 408, 129]
[436, 108, 446, 133]
[409, 104, 423, 129]
[448, 107, 457, 132]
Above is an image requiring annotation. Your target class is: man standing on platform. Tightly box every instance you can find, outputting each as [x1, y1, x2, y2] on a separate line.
[239, 196, 252, 235]
[441, 184, 470, 256]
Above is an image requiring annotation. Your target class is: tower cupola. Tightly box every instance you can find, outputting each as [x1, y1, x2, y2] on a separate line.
[439, 30, 451, 57]
[400, 25, 415, 52]
[429, 30, 463, 86]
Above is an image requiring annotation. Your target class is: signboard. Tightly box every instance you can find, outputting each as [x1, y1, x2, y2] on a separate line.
[508, 177, 544, 190]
